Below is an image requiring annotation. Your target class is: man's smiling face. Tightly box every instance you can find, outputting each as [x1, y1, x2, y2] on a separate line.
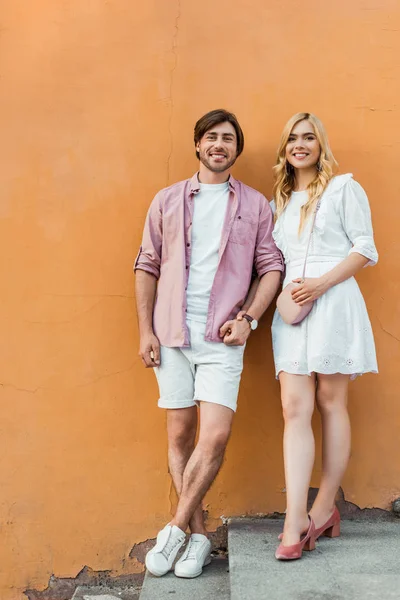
[196, 121, 238, 174]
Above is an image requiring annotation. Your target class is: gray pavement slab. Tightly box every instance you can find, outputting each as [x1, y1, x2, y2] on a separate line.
[72, 585, 141, 600]
[139, 556, 230, 600]
[228, 518, 400, 600]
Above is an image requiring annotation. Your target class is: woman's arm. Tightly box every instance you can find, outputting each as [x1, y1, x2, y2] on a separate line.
[291, 253, 369, 305]
[293, 178, 377, 306]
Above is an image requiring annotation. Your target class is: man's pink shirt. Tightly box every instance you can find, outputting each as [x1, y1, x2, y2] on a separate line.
[135, 174, 283, 346]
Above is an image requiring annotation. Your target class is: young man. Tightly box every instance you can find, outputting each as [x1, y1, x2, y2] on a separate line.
[134, 109, 283, 579]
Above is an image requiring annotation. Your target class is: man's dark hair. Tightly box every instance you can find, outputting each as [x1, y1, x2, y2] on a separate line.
[194, 109, 244, 159]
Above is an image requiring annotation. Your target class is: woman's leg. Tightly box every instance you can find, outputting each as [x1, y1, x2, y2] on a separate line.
[279, 372, 317, 546]
[310, 374, 351, 527]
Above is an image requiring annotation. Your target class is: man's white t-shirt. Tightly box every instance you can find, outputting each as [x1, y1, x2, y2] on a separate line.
[186, 181, 230, 323]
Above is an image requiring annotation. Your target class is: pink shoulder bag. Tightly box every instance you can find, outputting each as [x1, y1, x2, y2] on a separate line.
[276, 199, 321, 325]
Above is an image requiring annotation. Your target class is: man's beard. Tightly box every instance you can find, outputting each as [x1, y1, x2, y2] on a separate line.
[199, 150, 237, 173]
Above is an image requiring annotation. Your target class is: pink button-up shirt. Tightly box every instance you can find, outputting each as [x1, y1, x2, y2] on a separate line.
[134, 173, 283, 346]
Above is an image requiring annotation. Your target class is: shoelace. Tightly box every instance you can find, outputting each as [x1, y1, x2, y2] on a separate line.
[161, 533, 183, 559]
[184, 538, 201, 561]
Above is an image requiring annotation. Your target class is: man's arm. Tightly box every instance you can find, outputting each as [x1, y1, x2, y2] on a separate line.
[220, 271, 281, 345]
[220, 195, 283, 345]
[135, 270, 160, 367]
[244, 270, 281, 320]
[240, 276, 259, 313]
[134, 191, 164, 367]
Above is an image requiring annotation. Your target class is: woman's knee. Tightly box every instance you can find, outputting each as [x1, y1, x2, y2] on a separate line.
[316, 380, 348, 414]
[281, 391, 314, 422]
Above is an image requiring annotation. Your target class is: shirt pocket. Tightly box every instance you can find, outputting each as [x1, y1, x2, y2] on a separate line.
[228, 216, 257, 245]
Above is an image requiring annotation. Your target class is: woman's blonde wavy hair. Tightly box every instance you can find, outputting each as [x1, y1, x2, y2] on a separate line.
[273, 112, 338, 233]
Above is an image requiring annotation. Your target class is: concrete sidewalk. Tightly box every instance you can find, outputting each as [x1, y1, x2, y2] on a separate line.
[140, 557, 229, 600]
[74, 518, 400, 600]
[228, 518, 400, 600]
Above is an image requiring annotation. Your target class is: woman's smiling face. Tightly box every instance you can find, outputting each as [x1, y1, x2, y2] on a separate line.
[285, 119, 321, 171]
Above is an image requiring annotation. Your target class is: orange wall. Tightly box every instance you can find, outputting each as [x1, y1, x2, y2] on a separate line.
[1, 0, 399, 597]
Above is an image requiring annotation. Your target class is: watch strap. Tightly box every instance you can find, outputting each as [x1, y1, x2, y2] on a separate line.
[242, 314, 254, 324]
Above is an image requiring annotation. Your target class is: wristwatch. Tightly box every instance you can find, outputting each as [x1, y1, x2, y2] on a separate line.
[242, 313, 258, 331]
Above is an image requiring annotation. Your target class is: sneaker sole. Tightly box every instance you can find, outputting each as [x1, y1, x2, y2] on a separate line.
[174, 555, 212, 579]
[145, 556, 172, 577]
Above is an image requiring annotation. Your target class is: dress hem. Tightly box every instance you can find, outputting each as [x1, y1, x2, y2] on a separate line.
[275, 368, 378, 381]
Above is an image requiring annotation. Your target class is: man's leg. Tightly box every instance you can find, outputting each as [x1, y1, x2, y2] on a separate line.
[170, 402, 234, 532]
[146, 324, 241, 577]
[146, 402, 233, 577]
[145, 346, 199, 577]
[167, 407, 207, 534]
[154, 344, 204, 532]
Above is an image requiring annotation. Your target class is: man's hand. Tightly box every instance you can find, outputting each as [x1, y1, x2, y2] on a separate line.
[291, 277, 328, 305]
[219, 317, 251, 346]
[139, 331, 161, 367]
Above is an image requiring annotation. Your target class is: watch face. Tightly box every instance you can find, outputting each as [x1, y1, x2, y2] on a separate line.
[251, 319, 258, 330]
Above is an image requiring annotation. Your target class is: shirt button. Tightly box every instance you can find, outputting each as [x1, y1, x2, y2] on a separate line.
[238, 215, 242, 219]
[186, 265, 189, 269]
[187, 242, 190, 247]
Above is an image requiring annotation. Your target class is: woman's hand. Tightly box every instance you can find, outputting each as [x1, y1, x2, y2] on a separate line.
[291, 277, 328, 305]
[236, 310, 247, 321]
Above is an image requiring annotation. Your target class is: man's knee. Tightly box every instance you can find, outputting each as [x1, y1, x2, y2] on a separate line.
[167, 408, 197, 451]
[198, 425, 231, 456]
[196, 401, 234, 456]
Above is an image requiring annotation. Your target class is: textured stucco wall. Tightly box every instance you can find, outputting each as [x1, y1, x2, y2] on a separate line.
[0, 0, 399, 597]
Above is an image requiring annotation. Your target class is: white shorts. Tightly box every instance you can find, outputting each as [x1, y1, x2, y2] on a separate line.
[154, 319, 245, 413]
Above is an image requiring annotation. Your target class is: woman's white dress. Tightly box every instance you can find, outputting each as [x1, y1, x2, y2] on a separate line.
[271, 173, 378, 379]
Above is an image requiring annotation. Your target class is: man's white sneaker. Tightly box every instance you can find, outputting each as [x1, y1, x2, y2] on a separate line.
[174, 533, 212, 578]
[145, 524, 186, 577]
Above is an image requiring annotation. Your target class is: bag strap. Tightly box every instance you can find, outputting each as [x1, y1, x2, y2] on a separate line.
[301, 199, 321, 280]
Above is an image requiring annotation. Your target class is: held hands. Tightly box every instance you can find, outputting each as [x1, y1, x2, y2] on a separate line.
[219, 311, 250, 346]
[139, 331, 161, 368]
[291, 277, 328, 306]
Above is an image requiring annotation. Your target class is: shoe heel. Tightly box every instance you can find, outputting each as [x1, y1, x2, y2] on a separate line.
[303, 535, 316, 552]
[324, 523, 340, 538]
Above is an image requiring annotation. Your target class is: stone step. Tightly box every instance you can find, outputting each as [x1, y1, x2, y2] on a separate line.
[139, 556, 230, 600]
[228, 517, 400, 600]
[72, 585, 141, 600]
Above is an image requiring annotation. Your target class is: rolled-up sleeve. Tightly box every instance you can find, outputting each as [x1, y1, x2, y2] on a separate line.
[339, 179, 378, 267]
[134, 191, 163, 279]
[254, 196, 284, 277]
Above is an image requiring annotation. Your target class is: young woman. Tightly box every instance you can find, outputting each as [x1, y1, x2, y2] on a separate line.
[271, 112, 378, 560]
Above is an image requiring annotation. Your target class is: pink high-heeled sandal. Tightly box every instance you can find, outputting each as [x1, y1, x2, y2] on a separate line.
[278, 506, 341, 541]
[275, 516, 316, 561]
[314, 506, 341, 539]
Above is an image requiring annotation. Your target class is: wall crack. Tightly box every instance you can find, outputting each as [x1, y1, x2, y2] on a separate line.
[0, 361, 139, 395]
[166, 0, 181, 186]
[377, 317, 400, 344]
